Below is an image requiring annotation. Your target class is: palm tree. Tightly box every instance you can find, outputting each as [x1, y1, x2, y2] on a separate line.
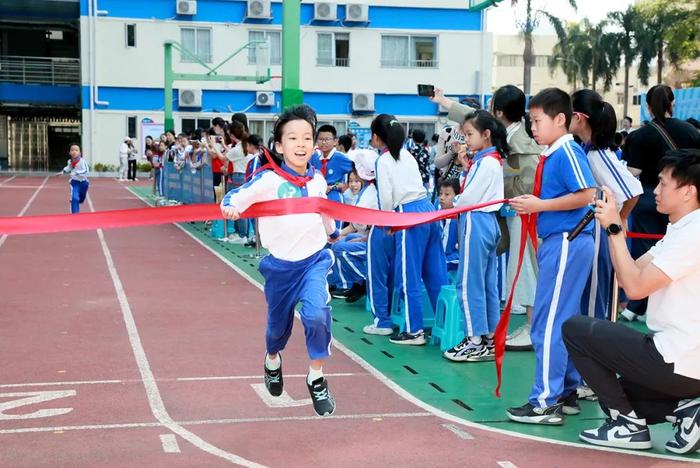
[510, 0, 577, 95]
[636, 0, 687, 85]
[609, 6, 640, 118]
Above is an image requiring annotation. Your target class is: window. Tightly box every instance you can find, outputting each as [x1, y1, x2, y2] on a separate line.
[180, 27, 212, 63]
[617, 93, 625, 105]
[125, 24, 136, 48]
[317, 120, 348, 136]
[497, 55, 549, 67]
[632, 95, 641, 106]
[381, 35, 437, 68]
[127, 116, 137, 139]
[406, 122, 436, 138]
[248, 30, 281, 66]
[181, 118, 212, 134]
[535, 55, 549, 67]
[317, 32, 350, 67]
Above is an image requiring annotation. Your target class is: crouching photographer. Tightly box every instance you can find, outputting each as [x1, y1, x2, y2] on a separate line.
[563, 149, 700, 453]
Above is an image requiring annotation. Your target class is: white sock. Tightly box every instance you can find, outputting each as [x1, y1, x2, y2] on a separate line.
[307, 366, 323, 385]
[265, 353, 280, 371]
[471, 335, 483, 345]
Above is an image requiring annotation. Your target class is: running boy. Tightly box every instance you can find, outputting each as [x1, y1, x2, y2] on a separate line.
[220, 105, 339, 417]
[507, 88, 597, 424]
[61, 143, 89, 214]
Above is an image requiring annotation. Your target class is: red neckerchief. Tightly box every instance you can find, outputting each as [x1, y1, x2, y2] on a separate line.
[248, 147, 315, 188]
[460, 150, 502, 193]
[70, 157, 81, 168]
[321, 157, 329, 177]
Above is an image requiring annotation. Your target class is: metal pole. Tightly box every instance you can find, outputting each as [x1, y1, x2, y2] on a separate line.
[164, 43, 174, 132]
[281, 0, 303, 109]
[610, 275, 619, 323]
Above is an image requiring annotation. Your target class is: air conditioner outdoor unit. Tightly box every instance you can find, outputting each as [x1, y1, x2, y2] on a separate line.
[352, 93, 374, 112]
[345, 3, 368, 22]
[256, 91, 274, 107]
[247, 0, 271, 19]
[178, 89, 202, 108]
[314, 2, 337, 21]
[177, 0, 197, 15]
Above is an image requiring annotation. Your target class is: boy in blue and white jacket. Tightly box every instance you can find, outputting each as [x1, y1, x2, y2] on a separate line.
[221, 106, 339, 417]
[62, 143, 89, 214]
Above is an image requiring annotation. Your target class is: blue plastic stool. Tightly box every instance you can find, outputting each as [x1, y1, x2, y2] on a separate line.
[211, 219, 236, 239]
[390, 286, 436, 332]
[430, 285, 465, 351]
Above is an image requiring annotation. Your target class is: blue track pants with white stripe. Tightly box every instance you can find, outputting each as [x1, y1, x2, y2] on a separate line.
[393, 198, 449, 333]
[328, 233, 367, 288]
[455, 211, 501, 337]
[581, 221, 613, 320]
[367, 226, 395, 329]
[259, 249, 334, 361]
[529, 232, 593, 408]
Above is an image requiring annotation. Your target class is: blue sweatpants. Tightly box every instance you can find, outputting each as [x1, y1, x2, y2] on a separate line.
[456, 211, 501, 337]
[259, 249, 334, 361]
[529, 232, 594, 408]
[327, 189, 344, 228]
[329, 233, 367, 288]
[154, 167, 164, 196]
[394, 198, 449, 333]
[581, 221, 613, 320]
[367, 225, 395, 329]
[70, 179, 89, 214]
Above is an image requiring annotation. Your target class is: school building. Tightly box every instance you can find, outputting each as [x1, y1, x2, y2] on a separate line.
[0, 0, 494, 170]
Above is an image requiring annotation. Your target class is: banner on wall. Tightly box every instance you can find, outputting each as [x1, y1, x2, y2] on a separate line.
[162, 162, 215, 204]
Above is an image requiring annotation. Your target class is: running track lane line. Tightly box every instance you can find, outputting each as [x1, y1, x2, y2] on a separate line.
[0, 175, 17, 186]
[86, 195, 266, 468]
[0, 176, 48, 249]
[126, 187, 700, 465]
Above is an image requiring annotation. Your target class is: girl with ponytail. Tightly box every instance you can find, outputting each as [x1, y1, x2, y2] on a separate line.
[362, 114, 448, 345]
[570, 89, 643, 320]
[443, 110, 506, 362]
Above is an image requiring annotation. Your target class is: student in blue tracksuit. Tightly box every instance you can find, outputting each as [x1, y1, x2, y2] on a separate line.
[438, 178, 460, 272]
[310, 125, 354, 213]
[61, 143, 89, 214]
[508, 88, 597, 425]
[221, 105, 340, 417]
[330, 151, 381, 304]
[570, 90, 643, 320]
[364, 114, 449, 345]
[443, 110, 506, 362]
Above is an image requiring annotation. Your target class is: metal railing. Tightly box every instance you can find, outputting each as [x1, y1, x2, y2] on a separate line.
[0, 55, 81, 85]
[380, 58, 438, 68]
[316, 57, 350, 67]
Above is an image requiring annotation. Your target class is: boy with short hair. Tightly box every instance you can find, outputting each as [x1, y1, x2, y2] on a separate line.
[438, 178, 460, 271]
[508, 88, 597, 425]
[310, 125, 354, 207]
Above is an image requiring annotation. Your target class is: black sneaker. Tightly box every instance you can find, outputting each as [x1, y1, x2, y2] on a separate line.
[579, 411, 651, 450]
[330, 288, 351, 299]
[559, 392, 581, 415]
[666, 398, 700, 454]
[389, 331, 426, 346]
[329, 285, 337, 293]
[443, 337, 492, 362]
[307, 377, 336, 416]
[506, 402, 565, 425]
[263, 354, 283, 397]
[344, 283, 367, 303]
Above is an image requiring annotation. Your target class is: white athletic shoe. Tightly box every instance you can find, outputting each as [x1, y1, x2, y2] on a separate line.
[620, 309, 640, 321]
[506, 323, 533, 351]
[579, 410, 652, 450]
[362, 324, 394, 336]
[227, 234, 247, 244]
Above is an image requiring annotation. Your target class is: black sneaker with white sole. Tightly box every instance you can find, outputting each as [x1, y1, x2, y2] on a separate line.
[389, 331, 426, 346]
[263, 354, 283, 397]
[506, 402, 565, 425]
[579, 411, 651, 450]
[307, 377, 336, 417]
[559, 392, 581, 415]
[666, 398, 700, 454]
[443, 337, 492, 362]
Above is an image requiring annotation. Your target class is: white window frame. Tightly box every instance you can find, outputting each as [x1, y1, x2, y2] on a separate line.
[248, 30, 282, 66]
[180, 27, 213, 63]
[317, 32, 350, 67]
[125, 24, 136, 48]
[380, 34, 438, 69]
